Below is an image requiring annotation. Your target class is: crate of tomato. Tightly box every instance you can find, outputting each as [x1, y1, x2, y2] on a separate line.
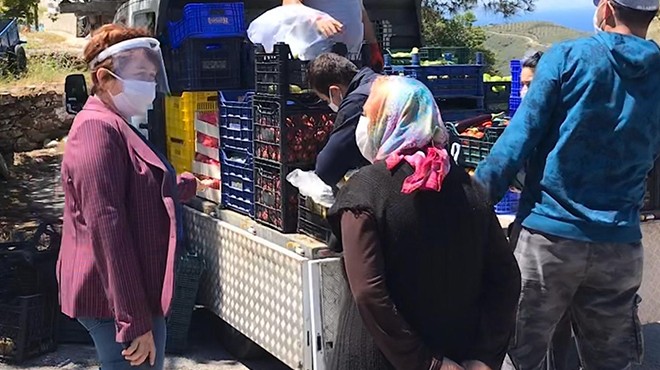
[254, 42, 370, 99]
[298, 195, 333, 244]
[253, 96, 335, 166]
[254, 160, 312, 233]
[449, 113, 509, 168]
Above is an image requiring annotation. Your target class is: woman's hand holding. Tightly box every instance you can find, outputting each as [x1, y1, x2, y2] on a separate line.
[196, 178, 215, 192]
[462, 360, 492, 370]
[121, 330, 156, 367]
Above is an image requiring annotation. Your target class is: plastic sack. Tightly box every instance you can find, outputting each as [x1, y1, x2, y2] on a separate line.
[286, 169, 335, 208]
[247, 4, 334, 61]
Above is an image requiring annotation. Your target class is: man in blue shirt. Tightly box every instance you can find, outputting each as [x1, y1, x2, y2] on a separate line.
[475, 0, 660, 369]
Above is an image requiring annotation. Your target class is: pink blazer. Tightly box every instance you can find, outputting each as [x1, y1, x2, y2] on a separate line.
[57, 96, 197, 343]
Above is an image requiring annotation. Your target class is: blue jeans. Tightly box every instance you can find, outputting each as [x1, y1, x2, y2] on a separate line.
[78, 317, 166, 370]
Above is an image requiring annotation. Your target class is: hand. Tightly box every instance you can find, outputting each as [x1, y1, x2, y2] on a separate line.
[462, 360, 492, 370]
[315, 17, 343, 38]
[196, 178, 215, 192]
[121, 330, 156, 367]
[439, 357, 465, 370]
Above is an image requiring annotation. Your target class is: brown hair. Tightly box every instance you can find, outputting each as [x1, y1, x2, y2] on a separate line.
[83, 24, 152, 94]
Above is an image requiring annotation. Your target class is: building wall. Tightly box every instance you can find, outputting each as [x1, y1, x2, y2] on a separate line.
[39, 0, 78, 35]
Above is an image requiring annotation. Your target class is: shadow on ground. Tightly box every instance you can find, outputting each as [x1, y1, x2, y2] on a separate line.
[0, 148, 64, 241]
[2, 309, 289, 370]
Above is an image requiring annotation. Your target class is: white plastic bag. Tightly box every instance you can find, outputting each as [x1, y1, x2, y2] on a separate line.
[247, 4, 334, 61]
[286, 169, 335, 208]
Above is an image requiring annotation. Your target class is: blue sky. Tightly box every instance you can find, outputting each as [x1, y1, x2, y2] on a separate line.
[474, 0, 596, 32]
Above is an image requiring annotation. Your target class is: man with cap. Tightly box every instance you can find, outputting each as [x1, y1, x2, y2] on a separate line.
[475, 0, 660, 369]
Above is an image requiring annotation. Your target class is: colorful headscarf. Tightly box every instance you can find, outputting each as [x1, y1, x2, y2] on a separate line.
[360, 76, 451, 194]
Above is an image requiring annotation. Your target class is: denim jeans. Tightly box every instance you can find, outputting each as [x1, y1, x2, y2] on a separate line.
[78, 316, 167, 370]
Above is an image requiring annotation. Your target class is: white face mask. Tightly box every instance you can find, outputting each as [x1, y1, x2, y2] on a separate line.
[521, 85, 529, 99]
[355, 115, 376, 163]
[593, 1, 607, 32]
[107, 70, 157, 119]
[327, 87, 343, 113]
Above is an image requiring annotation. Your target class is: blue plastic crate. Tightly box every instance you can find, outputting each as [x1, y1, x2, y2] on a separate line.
[495, 190, 520, 215]
[509, 96, 522, 116]
[221, 152, 254, 217]
[385, 64, 484, 98]
[172, 37, 242, 92]
[169, 2, 245, 49]
[219, 90, 253, 154]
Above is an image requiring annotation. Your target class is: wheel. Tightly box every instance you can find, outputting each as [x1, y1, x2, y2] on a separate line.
[7, 45, 26, 76]
[0, 153, 10, 181]
[14, 45, 27, 74]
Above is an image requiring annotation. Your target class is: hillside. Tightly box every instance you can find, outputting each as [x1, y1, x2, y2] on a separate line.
[482, 21, 589, 73]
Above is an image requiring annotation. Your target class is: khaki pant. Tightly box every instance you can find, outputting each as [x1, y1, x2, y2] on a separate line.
[503, 227, 644, 370]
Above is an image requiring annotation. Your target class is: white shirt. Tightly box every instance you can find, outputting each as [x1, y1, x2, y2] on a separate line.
[304, 0, 364, 53]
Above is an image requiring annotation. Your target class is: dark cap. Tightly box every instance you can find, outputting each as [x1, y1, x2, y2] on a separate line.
[593, 0, 660, 11]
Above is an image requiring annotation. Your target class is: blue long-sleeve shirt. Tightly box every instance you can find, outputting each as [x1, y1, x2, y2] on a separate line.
[475, 32, 660, 243]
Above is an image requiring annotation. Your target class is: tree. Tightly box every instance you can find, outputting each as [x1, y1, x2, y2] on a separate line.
[422, 8, 499, 72]
[1, 0, 40, 30]
[423, 0, 536, 18]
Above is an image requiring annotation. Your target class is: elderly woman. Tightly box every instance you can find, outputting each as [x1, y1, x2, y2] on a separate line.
[326, 76, 521, 370]
[57, 24, 211, 369]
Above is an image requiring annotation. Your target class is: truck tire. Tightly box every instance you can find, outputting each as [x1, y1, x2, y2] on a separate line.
[0, 154, 10, 181]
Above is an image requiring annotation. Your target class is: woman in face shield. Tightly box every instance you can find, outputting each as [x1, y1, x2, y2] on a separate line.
[326, 76, 521, 370]
[57, 24, 211, 369]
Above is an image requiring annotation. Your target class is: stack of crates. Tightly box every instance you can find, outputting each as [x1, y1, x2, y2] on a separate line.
[168, 3, 248, 92]
[252, 43, 339, 233]
[509, 60, 523, 116]
[219, 90, 255, 217]
[383, 50, 486, 122]
[165, 92, 221, 202]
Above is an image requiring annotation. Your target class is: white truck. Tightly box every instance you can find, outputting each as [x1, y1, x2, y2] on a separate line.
[67, 1, 660, 368]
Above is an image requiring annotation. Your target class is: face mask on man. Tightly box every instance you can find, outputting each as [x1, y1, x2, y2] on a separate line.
[327, 86, 343, 113]
[593, 0, 610, 33]
[355, 115, 376, 163]
[106, 70, 157, 119]
[521, 85, 529, 99]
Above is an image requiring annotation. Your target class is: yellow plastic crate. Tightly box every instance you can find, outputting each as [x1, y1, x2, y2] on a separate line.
[165, 91, 218, 174]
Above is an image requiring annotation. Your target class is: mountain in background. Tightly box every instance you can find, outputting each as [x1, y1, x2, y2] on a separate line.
[482, 21, 590, 73]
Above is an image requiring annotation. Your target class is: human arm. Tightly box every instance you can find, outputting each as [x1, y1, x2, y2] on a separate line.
[464, 211, 521, 369]
[68, 119, 152, 343]
[176, 172, 198, 202]
[315, 99, 367, 186]
[360, 3, 383, 72]
[474, 45, 565, 204]
[340, 211, 444, 370]
[361, 2, 378, 44]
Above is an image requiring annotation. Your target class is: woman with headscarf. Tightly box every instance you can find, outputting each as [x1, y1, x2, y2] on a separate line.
[326, 76, 521, 370]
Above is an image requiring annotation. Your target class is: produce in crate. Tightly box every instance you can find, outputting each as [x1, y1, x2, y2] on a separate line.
[255, 111, 335, 165]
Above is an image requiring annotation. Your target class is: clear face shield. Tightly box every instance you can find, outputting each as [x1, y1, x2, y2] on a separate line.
[90, 37, 170, 95]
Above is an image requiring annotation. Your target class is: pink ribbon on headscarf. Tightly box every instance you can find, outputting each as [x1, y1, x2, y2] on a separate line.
[385, 146, 451, 194]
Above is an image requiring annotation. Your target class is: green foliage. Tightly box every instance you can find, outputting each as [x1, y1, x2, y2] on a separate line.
[421, 9, 498, 72]
[422, 0, 536, 18]
[0, 0, 40, 28]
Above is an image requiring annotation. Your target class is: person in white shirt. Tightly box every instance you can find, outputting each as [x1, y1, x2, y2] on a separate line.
[282, 0, 383, 71]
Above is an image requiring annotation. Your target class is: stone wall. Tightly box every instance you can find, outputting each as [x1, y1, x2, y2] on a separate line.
[0, 91, 73, 153]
